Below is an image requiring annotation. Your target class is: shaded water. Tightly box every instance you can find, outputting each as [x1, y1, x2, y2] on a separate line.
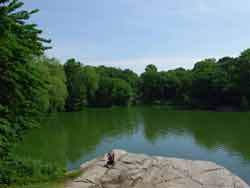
[14, 106, 250, 181]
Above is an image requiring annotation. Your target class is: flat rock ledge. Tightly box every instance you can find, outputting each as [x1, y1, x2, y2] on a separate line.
[67, 149, 249, 188]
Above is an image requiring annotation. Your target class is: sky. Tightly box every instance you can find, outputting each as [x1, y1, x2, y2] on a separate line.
[23, 0, 250, 73]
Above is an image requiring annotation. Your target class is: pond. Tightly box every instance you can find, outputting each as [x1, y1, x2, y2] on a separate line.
[13, 106, 250, 182]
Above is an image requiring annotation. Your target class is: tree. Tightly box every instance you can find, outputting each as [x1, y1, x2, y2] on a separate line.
[81, 66, 99, 105]
[145, 64, 158, 73]
[217, 57, 239, 106]
[237, 49, 250, 104]
[64, 59, 85, 111]
[112, 79, 133, 106]
[191, 59, 218, 108]
[140, 66, 162, 102]
[239, 48, 250, 62]
[119, 69, 139, 97]
[64, 60, 100, 110]
[161, 71, 181, 102]
[170, 68, 192, 105]
[94, 77, 114, 107]
[0, 0, 66, 185]
[36, 57, 68, 112]
[0, 0, 50, 150]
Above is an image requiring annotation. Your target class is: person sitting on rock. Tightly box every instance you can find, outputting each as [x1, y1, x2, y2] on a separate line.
[104, 151, 115, 168]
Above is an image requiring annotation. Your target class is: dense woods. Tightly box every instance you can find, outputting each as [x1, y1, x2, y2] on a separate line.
[64, 59, 138, 109]
[139, 53, 250, 110]
[1, 0, 250, 186]
[63, 52, 250, 111]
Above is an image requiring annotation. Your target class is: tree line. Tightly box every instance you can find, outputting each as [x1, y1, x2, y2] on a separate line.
[139, 52, 250, 110]
[1, 0, 250, 186]
[64, 50, 250, 111]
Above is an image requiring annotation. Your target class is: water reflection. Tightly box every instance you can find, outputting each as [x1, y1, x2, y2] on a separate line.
[14, 106, 250, 181]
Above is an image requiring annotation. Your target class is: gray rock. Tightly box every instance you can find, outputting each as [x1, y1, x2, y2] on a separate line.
[67, 149, 249, 188]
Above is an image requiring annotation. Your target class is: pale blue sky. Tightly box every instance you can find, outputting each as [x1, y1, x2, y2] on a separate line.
[23, 0, 250, 73]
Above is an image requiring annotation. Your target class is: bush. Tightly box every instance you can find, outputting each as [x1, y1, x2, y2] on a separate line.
[0, 157, 65, 186]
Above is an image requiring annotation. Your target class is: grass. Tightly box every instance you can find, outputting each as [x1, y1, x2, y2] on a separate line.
[64, 169, 82, 180]
[8, 169, 82, 188]
[9, 182, 64, 188]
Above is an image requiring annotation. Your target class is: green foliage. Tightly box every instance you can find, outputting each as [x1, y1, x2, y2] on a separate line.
[140, 69, 163, 102]
[0, 1, 66, 186]
[138, 50, 250, 110]
[191, 59, 222, 108]
[93, 77, 114, 107]
[111, 78, 133, 106]
[64, 62, 136, 109]
[0, 158, 65, 185]
[145, 64, 158, 73]
[9, 182, 63, 188]
[239, 48, 250, 62]
[93, 77, 133, 107]
[63, 49, 250, 111]
[64, 169, 82, 180]
[81, 66, 99, 104]
[64, 59, 84, 111]
[35, 57, 68, 112]
[0, 0, 50, 157]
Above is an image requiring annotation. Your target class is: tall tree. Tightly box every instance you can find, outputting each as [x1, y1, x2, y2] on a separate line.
[64, 59, 86, 111]
[0, 1, 66, 185]
[0, 0, 50, 151]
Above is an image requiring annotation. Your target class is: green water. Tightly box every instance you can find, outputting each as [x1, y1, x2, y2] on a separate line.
[14, 106, 250, 182]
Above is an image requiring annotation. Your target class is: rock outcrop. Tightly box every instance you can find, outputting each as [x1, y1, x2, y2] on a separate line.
[67, 149, 249, 188]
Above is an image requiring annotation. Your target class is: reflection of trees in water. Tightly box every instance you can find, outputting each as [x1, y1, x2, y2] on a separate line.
[141, 108, 250, 160]
[14, 107, 250, 168]
[14, 107, 139, 167]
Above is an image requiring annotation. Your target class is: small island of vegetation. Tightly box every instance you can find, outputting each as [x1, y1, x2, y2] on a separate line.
[1, 0, 250, 187]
